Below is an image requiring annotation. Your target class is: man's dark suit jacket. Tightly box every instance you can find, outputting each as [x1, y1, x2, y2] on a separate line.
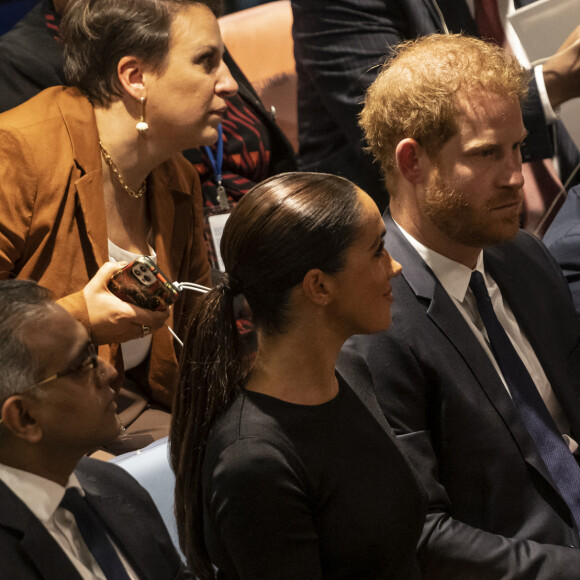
[0, 457, 191, 579]
[348, 214, 580, 578]
[291, 0, 580, 212]
[543, 184, 580, 316]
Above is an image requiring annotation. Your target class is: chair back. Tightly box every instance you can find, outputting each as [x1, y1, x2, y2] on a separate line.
[111, 437, 183, 559]
[219, 0, 298, 151]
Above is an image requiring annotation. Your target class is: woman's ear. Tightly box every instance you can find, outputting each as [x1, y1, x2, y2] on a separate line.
[395, 138, 429, 185]
[1, 396, 43, 443]
[117, 56, 147, 101]
[302, 269, 333, 307]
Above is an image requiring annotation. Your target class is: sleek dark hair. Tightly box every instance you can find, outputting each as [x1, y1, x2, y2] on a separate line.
[0, 280, 52, 403]
[61, 0, 221, 106]
[170, 171, 363, 578]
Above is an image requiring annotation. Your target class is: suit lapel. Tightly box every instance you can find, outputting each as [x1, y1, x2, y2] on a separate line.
[75, 172, 109, 270]
[20, 521, 83, 580]
[482, 243, 580, 509]
[484, 242, 551, 377]
[336, 347, 396, 437]
[57, 88, 108, 270]
[0, 481, 82, 579]
[146, 161, 197, 362]
[484, 238, 580, 445]
[147, 165, 192, 282]
[385, 215, 561, 489]
[336, 346, 427, 499]
[80, 472, 175, 580]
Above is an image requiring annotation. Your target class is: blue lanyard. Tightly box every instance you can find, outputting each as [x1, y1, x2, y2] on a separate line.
[204, 124, 223, 183]
[203, 124, 228, 209]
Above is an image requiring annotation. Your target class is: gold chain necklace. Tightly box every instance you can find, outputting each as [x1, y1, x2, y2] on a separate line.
[99, 141, 146, 199]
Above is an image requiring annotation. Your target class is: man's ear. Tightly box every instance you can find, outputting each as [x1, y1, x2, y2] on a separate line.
[117, 56, 147, 101]
[1, 396, 42, 443]
[396, 138, 429, 184]
[302, 269, 334, 307]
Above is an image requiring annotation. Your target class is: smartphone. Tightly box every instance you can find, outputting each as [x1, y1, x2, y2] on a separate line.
[108, 257, 179, 311]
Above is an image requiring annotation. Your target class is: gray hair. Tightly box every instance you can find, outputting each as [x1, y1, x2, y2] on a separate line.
[0, 280, 53, 402]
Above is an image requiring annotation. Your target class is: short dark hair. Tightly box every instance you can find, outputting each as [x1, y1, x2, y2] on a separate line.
[61, 0, 221, 106]
[0, 280, 53, 402]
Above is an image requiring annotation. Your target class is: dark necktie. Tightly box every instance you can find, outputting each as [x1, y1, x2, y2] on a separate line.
[60, 488, 131, 580]
[470, 270, 580, 531]
[474, 0, 506, 46]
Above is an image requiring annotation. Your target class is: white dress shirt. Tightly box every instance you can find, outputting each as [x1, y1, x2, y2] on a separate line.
[0, 464, 138, 580]
[397, 223, 578, 453]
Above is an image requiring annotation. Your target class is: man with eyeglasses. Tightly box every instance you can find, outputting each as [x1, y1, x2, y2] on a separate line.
[0, 279, 190, 579]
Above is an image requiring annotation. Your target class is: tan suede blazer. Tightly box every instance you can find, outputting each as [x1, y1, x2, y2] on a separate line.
[0, 86, 211, 407]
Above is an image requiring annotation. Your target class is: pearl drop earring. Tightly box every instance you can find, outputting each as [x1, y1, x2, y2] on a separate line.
[136, 96, 149, 134]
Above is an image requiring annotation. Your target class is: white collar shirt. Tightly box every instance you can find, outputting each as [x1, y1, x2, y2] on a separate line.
[396, 222, 577, 452]
[0, 463, 138, 580]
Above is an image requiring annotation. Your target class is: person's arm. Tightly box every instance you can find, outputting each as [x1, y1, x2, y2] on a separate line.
[76, 262, 169, 344]
[519, 25, 580, 164]
[206, 438, 322, 579]
[352, 333, 580, 579]
[292, 0, 406, 210]
[545, 236, 580, 315]
[0, 2, 66, 114]
[541, 25, 580, 112]
[292, 0, 407, 148]
[0, 128, 168, 344]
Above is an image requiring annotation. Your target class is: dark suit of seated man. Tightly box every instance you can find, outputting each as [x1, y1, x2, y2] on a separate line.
[543, 184, 580, 316]
[348, 34, 580, 579]
[0, 279, 190, 579]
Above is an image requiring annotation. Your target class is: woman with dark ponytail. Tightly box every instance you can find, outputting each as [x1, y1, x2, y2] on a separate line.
[171, 171, 427, 579]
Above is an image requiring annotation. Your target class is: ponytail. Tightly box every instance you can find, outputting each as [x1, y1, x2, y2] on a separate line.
[171, 172, 363, 577]
[170, 278, 248, 579]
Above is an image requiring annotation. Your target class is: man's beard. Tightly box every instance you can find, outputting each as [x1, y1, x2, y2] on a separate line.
[422, 169, 523, 248]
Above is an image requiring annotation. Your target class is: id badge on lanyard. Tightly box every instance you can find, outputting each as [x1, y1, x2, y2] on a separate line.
[203, 124, 233, 271]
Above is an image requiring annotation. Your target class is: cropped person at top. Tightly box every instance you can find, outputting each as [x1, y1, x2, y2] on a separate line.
[171, 172, 427, 579]
[291, 0, 580, 217]
[0, 0, 237, 453]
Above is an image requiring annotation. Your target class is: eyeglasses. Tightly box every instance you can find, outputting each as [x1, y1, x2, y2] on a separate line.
[0, 344, 99, 426]
[31, 343, 99, 391]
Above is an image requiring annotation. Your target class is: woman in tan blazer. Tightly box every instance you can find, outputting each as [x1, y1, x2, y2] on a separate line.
[0, 0, 237, 452]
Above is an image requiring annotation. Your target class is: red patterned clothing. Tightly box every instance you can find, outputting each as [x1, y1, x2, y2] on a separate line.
[184, 49, 296, 208]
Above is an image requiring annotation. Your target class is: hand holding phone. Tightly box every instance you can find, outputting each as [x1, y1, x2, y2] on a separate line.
[107, 257, 179, 312]
[81, 262, 170, 345]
